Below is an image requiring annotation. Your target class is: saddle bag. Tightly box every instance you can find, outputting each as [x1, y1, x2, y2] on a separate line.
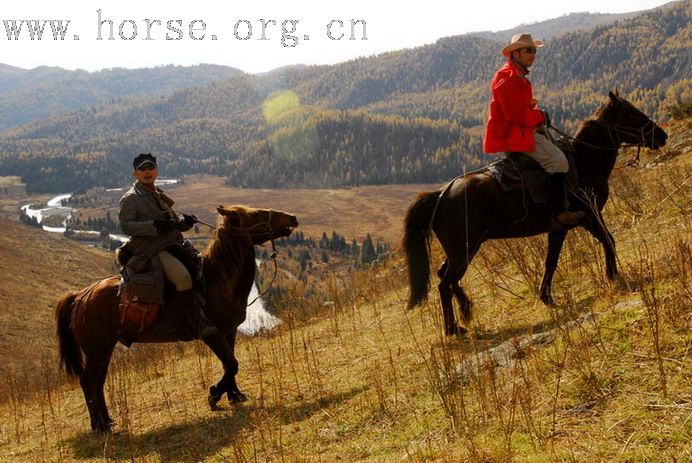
[118, 282, 160, 333]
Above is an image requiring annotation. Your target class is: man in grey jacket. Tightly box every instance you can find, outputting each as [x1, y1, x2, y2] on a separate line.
[119, 153, 217, 339]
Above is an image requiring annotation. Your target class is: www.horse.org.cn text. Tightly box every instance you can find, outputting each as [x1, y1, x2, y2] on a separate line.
[0, 9, 368, 47]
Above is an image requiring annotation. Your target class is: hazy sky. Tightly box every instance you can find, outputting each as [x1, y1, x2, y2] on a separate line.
[0, 0, 675, 73]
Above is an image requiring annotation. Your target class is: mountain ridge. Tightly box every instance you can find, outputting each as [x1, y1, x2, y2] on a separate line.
[0, 1, 688, 193]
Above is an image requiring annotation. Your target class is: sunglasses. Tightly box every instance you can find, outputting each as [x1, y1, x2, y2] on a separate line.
[521, 47, 537, 54]
[136, 164, 157, 171]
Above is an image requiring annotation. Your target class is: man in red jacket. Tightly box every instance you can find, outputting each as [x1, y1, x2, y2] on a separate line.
[483, 33, 584, 228]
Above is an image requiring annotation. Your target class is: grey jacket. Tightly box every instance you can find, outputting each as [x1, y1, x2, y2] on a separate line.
[118, 182, 185, 303]
[119, 181, 184, 259]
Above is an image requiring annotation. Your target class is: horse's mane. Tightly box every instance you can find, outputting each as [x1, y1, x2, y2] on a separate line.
[575, 99, 614, 139]
[202, 206, 255, 282]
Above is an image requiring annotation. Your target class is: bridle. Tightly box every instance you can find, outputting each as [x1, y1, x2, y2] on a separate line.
[595, 117, 658, 166]
[549, 114, 659, 167]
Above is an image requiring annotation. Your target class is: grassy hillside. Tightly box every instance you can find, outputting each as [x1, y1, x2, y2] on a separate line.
[0, 119, 688, 461]
[0, 218, 114, 387]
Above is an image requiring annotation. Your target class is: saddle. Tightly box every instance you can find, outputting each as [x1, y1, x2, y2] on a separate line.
[486, 153, 550, 204]
[115, 240, 204, 340]
[485, 138, 579, 205]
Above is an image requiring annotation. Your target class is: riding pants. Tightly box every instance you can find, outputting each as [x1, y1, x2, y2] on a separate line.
[522, 133, 569, 174]
[158, 250, 193, 291]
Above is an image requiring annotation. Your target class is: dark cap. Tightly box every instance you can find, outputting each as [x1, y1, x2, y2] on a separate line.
[133, 153, 157, 169]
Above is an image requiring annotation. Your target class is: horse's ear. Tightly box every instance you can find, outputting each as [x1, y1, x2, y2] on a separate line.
[608, 91, 620, 104]
[614, 87, 620, 97]
[217, 206, 241, 226]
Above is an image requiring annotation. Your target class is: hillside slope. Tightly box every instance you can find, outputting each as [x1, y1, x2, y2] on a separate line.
[0, 118, 689, 461]
[0, 218, 114, 383]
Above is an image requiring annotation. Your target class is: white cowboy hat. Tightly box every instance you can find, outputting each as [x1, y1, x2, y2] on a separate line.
[502, 33, 544, 57]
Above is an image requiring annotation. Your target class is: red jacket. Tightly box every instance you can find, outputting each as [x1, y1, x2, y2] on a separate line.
[483, 59, 545, 154]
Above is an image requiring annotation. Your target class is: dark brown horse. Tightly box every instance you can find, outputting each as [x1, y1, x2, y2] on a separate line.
[56, 205, 298, 432]
[404, 91, 667, 335]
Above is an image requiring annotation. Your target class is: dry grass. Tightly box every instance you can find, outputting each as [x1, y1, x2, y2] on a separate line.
[0, 218, 114, 389]
[0, 122, 690, 462]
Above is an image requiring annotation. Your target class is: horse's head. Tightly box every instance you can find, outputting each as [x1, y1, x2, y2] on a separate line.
[602, 89, 668, 150]
[216, 205, 299, 245]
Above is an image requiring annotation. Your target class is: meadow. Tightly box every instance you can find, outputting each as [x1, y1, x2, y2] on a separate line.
[0, 119, 689, 462]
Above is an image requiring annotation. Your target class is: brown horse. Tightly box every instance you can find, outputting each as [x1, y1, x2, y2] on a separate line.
[56, 205, 298, 432]
[403, 91, 667, 335]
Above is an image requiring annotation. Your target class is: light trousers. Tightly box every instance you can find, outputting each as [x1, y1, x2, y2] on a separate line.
[158, 250, 193, 291]
[522, 132, 569, 174]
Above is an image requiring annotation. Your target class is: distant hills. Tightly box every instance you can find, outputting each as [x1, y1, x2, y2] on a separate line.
[0, 64, 244, 131]
[469, 10, 651, 41]
[0, 1, 689, 193]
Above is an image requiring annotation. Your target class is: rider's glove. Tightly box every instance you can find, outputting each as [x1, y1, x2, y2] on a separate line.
[153, 218, 175, 233]
[175, 214, 197, 231]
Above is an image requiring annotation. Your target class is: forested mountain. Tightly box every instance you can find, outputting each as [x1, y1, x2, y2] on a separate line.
[0, 64, 244, 131]
[470, 10, 654, 41]
[0, 1, 688, 193]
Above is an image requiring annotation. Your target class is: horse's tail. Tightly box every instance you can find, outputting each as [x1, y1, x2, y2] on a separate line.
[55, 292, 83, 378]
[403, 191, 439, 309]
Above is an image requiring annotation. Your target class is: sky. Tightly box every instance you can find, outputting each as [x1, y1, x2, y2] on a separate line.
[0, 0, 676, 74]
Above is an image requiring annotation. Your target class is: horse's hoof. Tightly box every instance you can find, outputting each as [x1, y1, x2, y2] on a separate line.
[540, 293, 555, 306]
[228, 390, 248, 404]
[208, 386, 223, 410]
[92, 422, 112, 434]
[445, 325, 468, 337]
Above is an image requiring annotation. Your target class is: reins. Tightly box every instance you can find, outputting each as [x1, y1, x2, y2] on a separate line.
[548, 115, 657, 167]
[246, 240, 278, 307]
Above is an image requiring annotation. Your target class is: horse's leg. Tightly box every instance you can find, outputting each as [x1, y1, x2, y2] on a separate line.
[204, 333, 247, 409]
[95, 346, 115, 426]
[581, 210, 618, 280]
[436, 260, 448, 280]
[539, 230, 568, 306]
[452, 238, 482, 325]
[452, 283, 472, 326]
[223, 330, 246, 403]
[436, 260, 455, 333]
[439, 257, 471, 336]
[80, 342, 116, 432]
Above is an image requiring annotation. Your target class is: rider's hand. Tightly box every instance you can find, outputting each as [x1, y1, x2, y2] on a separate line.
[182, 213, 198, 227]
[153, 218, 175, 233]
[175, 214, 197, 231]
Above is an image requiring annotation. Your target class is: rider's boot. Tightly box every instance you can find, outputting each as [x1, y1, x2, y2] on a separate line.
[177, 289, 219, 339]
[549, 173, 585, 230]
